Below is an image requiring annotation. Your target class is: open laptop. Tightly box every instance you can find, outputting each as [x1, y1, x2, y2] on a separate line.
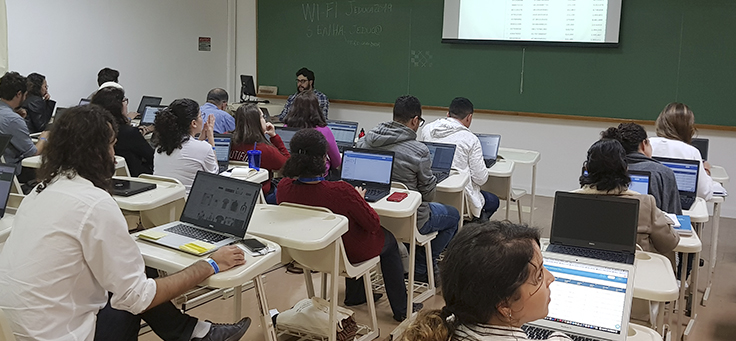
[0, 134, 12, 155]
[422, 141, 456, 183]
[0, 163, 15, 218]
[140, 105, 166, 126]
[137, 171, 261, 255]
[627, 170, 650, 195]
[691, 137, 709, 161]
[547, 191, 639, 264]
[652, 156, 700, 210]
[112, 179, 157, 197]
[213, 134, 232, 173]
[136, 96, 163, 115]
[522, 252, 635, 341]
[79, 98, 91, 106]
[274, 127, 300, 151]
[475, 133, 501, 168]
[340, 148, 395, 202]
[326, 120, 359, 152]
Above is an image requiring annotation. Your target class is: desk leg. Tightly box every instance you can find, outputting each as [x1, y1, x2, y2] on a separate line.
[407, 237, 417, 319]
[254, 275, 278, 341]
[703, 201, 721, 306]
[233, 284, 242, 322]
[530, 164, 537, 226]
[656, 301, 665, 336]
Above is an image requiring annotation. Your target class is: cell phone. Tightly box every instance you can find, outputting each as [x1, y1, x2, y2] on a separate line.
[242, 238, 267, 252]
[387, 192, 408, 202]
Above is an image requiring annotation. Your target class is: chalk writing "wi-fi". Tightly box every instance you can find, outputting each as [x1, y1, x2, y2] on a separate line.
[302, 2, 338, 22]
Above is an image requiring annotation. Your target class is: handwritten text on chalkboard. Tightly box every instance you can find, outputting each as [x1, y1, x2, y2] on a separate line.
[302, 1, 392, 48]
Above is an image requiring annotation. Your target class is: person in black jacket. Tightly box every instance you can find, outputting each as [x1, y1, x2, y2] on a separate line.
[21, 73, 55, 133]
[91, 87, 154, 176]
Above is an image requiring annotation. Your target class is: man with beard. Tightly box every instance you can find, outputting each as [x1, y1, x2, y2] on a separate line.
[278, 67, 329, 122]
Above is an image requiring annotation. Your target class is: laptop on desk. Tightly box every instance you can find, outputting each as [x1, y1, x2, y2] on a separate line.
[421, 141, 456, 183]
[140, 105, 166, 126]
[652, 156, 700, 210]
[137, 171, 261, 255]
[326, 120, 359, 152]
[690, 138, 709, 161]
[79, 98, 91, 106]
[340, 148, 395, 202]
[547, 192, 639, 265]
[274, 127, 300, 151]
[136, 96, 163, 115]
[0, 163, 15, 218]
[213, 134, 232, 173]
[112, 179, 157, 197]
[475, 133, 501, 168]
[627, 170, 650, 195]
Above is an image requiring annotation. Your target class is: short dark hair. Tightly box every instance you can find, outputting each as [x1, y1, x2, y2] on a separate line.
[448, 97, 474, 120]
[600, 122, 648, 155]
[97, 68, 119, 86]
[91, 87, 127, 126]
[393, 95, 422, 123]
[284, 91, 326, 128]
[37, 105, 119, 194]
[233, 104, 270, 146]
[296, 67, 315, 85]
[0, 72, 27, 101]
[579, 139, 631, 191]
[153, 98, 200, 155]
[26, 73, 46, 97]
[206, 88, 229, 104]
[281, 129, 327, 178]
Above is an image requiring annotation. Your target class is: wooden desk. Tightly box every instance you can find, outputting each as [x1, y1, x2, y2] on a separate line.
[22, 155, 130, 177]
[498, 147, 541, 225]
[435, 170, 469, 228]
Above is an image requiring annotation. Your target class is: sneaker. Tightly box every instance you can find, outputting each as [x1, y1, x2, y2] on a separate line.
[393, 303, 424, 322]
[344, 293, 383, 306]
[193, 317, 251, 341]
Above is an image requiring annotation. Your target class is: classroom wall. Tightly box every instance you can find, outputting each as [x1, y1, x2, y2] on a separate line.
[6, 0, 231, 110]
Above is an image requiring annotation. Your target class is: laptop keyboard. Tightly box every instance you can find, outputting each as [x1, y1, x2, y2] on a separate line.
[433, 171, 450, 183]
[364, 189, 388, 202]
[522, 325, 603, 341]
[681, 196, 695, 210]
[553, 245, 628, 263]
[164, 224, 229, 243]
[484, 159, 496, 168]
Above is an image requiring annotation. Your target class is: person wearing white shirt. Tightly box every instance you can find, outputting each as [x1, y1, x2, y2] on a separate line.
[649, 102, 719, 201]
[0, 105, 250, 341]
[419, 97, 500, 221]
[153, 98, 219, 195]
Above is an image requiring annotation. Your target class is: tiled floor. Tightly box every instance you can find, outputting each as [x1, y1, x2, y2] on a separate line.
[140, 196, 736, 341]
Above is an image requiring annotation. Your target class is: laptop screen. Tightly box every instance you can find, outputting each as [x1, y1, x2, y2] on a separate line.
[213, 134, 231, 164]
[655, 157, 699, 194]
[141, 106, 164, 125]
[181, 172, 260, 238]
[327, 121, 358, 146]
[690, 138, 709, 161]
[627, 171, 650, 195]
[137, 96, 163, 114]
[275, 127, 300, 151]
[341, 149, 393, 185]
[476, 134, 501, 160]
[422, 142, 456, 171]
[79, 98, 91, 106]
[543, 257, 629, 336]
[550, 192, 639, 253]
[0, 163, 15, 217]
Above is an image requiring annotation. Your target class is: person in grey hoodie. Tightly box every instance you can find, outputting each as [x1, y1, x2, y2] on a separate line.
[357, 95, 459, 282]
[601, 123, 682, 214]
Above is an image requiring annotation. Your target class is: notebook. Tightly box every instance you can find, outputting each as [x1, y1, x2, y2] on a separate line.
[213, 134, 232, 173]
[0, 163, 15, 218]
[475, 133, 501, 168]
[326, 120, 359, 152]
[627, 170, 650, 195]
[547, 192, 639, 264]
[140, 105, 166, 126]
[112, 179, 157, 197]
[136, 96, 163, 115]
[522, 252, 635, 341]
[690, 138, 709, 161]
[137, 171, 261, 255]
[274, 127, 300, 151]
[652, 156, 700, 210]
[340, 148, 395, 202]
[421, 141, 456, 183]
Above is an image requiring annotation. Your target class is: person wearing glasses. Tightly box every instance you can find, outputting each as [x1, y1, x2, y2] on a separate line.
[278, 67, 329, 122]
[357, 95, 459, 285]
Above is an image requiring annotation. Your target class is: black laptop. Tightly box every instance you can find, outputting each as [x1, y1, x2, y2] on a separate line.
[422, 141, 456, 183]
[213, 134, 232, 173]
[547, 191, 639, 264]
[140, 105, 166, 126]
[112, 179, 157, 197]
[691, 138, 709, 161]
[0, 163, 15, 217]
[340, 148, 395, 202]
[327, 120, 359, 153]
[475, 133, 501, 168]
[653, 156, 700, 210]
[136, 96, 163, 115]
[274, 127, 301, 151]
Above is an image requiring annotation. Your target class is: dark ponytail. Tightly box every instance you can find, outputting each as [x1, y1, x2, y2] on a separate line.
[153, 98, 200, 155]
[601, 123, 648, 155]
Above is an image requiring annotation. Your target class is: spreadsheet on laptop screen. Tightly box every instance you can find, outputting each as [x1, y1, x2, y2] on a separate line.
[327, 123, 357, 144]
[660, 161, 698, 193]
[544, 257, 628, 335]
[628, 174, 649, 195]
[213, 137, 231, 162]
[341, 150, 392, 184]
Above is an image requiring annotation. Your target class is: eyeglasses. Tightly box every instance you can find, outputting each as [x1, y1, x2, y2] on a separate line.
[416, 116, 425, 127]
[122, 97, 129, 104]
[296, 79, 310, 84]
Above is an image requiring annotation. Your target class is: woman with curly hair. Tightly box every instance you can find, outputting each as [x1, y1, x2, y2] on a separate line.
[21, 72, 55, 133]
[153, 98, 218, 194]
[283, 91, 341, 173]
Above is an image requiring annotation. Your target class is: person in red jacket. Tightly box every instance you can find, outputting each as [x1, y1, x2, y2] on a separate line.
[277, 129, 419, 322]
[230, 104, 289, 204]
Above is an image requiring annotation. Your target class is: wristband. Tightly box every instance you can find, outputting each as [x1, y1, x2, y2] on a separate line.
[39, 137, 47, 141]
[205, 258, 220, 274]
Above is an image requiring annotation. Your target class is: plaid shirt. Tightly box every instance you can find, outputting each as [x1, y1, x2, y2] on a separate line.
[278, 89, 329, 122]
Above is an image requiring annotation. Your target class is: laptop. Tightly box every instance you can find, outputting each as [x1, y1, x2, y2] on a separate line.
[0, 163, 15, 218]
[0, 134, 12, 154]
[274, 127, 301, 151]
[140, 105, 166, 126]
[475, 133, 501, 168]
[652, 156, 700, 210]
[137, 171, 261, 255]
[627, 170, 650, 195]
[79, 98, 91, 106]
[422, 141, 456, 183]
[136, 96, 163, 115]
[112, 179, 157, 197]
[340, 148, 395, 202]
[522, 252, 635, 341]
[213, 134, 232, 173]
[691, 138, 709, 161]
[546, 191, 639, 264]
[326, 120, 359, 152]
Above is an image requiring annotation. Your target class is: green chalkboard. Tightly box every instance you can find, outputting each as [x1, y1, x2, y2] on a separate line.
[257, 0, 736, 126]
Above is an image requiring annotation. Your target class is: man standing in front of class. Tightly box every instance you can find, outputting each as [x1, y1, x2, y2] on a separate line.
[278, 68, 329, 122]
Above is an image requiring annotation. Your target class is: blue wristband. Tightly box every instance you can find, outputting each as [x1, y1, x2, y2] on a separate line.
[206, 258, 220, 274]
[39, 137, 47, 141]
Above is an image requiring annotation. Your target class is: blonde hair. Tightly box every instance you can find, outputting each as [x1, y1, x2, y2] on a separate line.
[655, 102, 695, 144]
[402, 310, 452, 341]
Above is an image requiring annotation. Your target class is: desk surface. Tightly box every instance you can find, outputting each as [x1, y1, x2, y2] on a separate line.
[673, 231, 702, 253]
[633, 251, 678, 302]
[369, 188, 422, 218]
[221, 166, 269, 184]
[113, 176, 186, 211]
[247, 204, 348, 251]
[22, 155, 126, 169]
[488, 159, 514, 177]
[682, 197, 708, 223]
[436, 170, 468, 193]
[710, 165, 729, 184]
[498, 147, 541, 165]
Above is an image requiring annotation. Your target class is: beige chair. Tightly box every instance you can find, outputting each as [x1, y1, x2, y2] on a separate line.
[481, 171, 522, 222]
[0, 308, 17, 341]
[278, 202, 380, 341]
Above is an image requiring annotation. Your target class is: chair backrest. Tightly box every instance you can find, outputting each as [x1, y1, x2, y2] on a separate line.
[482, 175, 512, 201]
[0, 308, 17, 341]
[138, 174, 184, 185]
[279, 202, 333, 214]
[391, 181, 408, 190]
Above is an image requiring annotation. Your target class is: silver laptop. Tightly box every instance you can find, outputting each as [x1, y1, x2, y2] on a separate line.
[340, 148, 395, 202]
[522, 252, 635, 341]
[475, 133, 501, 168]
[652, 156, 700, 210]
[627, 170, 650, 195]
[213, 134, 232, 173]
[327, 120, 359, 152]
[422, 141, 456, 183]
[138, 171, 261, 255]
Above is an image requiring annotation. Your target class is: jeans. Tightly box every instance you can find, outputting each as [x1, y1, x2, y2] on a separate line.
[415, 202, 459, 276]
[344, 228, 408, 318]
[480, 190, 500, 219]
